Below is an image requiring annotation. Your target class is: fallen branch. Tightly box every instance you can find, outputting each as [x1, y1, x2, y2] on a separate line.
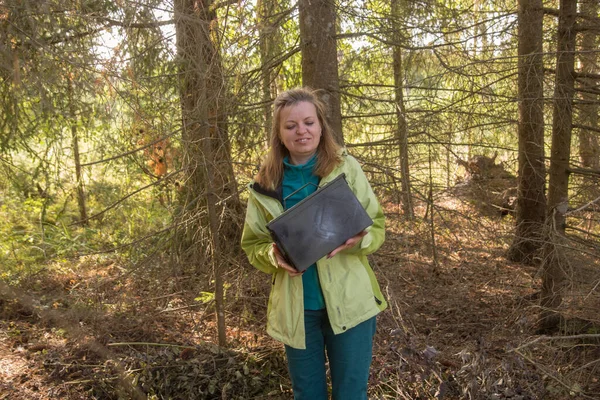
[511, 333, 600, 353]
[513, 348, 596, 399]
[107, 342, 197, 350]
[565, 194, 600, 215]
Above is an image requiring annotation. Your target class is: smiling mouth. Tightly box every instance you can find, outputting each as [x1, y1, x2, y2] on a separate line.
[296, 138, 309, 143]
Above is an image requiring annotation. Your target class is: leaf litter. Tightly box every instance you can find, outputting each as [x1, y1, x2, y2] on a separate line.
[1, 198, 599, 399]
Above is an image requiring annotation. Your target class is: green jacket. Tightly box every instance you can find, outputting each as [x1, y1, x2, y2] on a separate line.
[241, 151, 387, 349]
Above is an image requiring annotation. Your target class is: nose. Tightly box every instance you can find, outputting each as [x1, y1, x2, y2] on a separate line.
[297, 124, 308, 134]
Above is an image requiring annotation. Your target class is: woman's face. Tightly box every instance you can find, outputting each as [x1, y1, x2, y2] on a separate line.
[278, 101, 322, 165]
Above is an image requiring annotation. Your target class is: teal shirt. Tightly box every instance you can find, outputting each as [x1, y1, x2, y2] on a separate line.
[282, 155, 326, 310]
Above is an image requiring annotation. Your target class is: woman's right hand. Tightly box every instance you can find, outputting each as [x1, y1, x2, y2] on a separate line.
[272, 243, 304, 277]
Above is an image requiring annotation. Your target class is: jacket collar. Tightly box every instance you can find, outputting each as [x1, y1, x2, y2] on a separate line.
[250, 148, 348, 204]
[250, 181, 283, 204]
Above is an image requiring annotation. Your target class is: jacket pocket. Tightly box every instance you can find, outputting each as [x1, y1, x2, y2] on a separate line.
[333, 256, 378, 321]
[267, 271, 302, 341]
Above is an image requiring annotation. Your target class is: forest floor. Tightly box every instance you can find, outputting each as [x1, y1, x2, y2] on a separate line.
[1, 197, 599, 399]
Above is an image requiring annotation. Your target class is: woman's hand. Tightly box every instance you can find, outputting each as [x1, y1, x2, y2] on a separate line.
[272, 243, 304, 277]
[327, 230, 368, 259]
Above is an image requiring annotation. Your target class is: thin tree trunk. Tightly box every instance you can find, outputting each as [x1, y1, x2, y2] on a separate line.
[507, 0, 546, 264]
[203, 119, 227, 348]
[298, 0, 343, 145]
[578, 0, 599, 175]
[428, 145, 438, 270]
[539, 0, 577, 333]
[447, 123, 452, 189]
[473, 0, 487, 56]
[258, 0, 273, 139]
[257, 0, 282, 140]
[67, 77, 88, 226]
[391, 0, 413, 219]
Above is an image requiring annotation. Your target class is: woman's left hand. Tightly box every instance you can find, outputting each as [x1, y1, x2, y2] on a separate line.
[327, 230, 368, 259]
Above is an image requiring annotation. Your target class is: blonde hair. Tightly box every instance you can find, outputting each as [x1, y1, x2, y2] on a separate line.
[255, 87, 342, 190]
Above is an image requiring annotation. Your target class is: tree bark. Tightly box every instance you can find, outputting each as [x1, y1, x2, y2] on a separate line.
[174, 0, 240, 347]
[298, 0, 344, 145]
[507, 0, 546, 264]
[257, 0, 283, 141]
[578, 0, 599, 176]
[67, 76, 88, 226]
[539, 0, 577, 333]
[391, 0, 413, 219]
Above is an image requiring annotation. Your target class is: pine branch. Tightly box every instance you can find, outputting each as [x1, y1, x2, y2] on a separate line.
[572, 124, 600, 135]
[546, 68, 600, 80]
[70, 168, 184, 226]
[81, 129, 181, 167]
[97, 17, 175, 29]
[567, 167, 600, 177]
[543, 7, 559, 17]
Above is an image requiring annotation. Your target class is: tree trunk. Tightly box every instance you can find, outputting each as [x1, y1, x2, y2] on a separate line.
[538, 0, 577, 333]
[391, 0, 413, 219]
[507, 0, 546, 264]
[257, 0, 283, 140]
[67, 77, 88, 226]
[298, 0, 344, 145]
[473, 0, 489, 56]
[578, 0, 599, 175]
[174, 0, 240, 347]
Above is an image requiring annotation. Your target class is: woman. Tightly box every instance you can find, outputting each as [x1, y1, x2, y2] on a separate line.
[241, 87, 387, 400]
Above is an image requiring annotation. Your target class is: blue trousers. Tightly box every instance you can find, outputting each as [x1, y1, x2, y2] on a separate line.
[284, 310, 377, 400]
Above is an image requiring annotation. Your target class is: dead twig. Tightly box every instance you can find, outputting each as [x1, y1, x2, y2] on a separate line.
[107, 342, 197, 350]
[513, 348, 597, 400]
[510, 333, 600, 353]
